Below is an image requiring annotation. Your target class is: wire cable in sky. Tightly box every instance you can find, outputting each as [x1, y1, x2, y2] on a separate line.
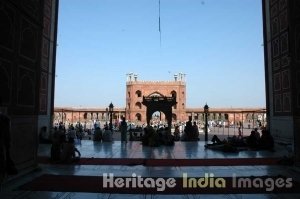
[159, 0, 161, 47]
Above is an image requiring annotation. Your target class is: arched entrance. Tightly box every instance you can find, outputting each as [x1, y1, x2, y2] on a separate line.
[172, 113, 177, 121]
[135, 113, 142, 122]
[142, 96, 177, 131]
[151, 111, 166, 126]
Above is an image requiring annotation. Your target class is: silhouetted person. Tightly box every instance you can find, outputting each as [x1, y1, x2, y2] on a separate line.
[254, 128, 260, 140]
[93, 127, 102, 141]
[174, 125, 180, 141]
[142, 126, 159, 147]
[142, 127, 150, 146]
[120, 117, 127, 142]
[60, 138, 81, 163]
[238, 127, 243, 137]
[247, 130, 258, 149]
[237, 129, 243, 140]
[51, 127, 64, 162]
[163, 127, 174, 146]
[68, 126, 76, 140]
[230, 130, 246, 147]
[102, 126, 112, 142]
[211, 135, 223, 145]
[258, 129, 274, 150]
[192, 121, 200, 141]
[183, 117, 193, 141]
[205, 135, 237, 152]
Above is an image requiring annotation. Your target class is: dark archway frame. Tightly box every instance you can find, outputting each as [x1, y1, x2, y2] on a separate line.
[142, 96, 177, 131]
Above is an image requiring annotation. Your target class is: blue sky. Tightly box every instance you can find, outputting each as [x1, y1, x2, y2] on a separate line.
[55, 0, 265, 108]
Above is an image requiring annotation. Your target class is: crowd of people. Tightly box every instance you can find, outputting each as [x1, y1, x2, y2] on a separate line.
[49, 117, 276, 161]
[141, 117, 202, 146]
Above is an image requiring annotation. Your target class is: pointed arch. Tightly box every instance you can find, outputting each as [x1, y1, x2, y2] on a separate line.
[135, 113, 142, 121]
[142, 96, 177, 132]
[170, 90, 177, 98]
[148, 91, 164, 97]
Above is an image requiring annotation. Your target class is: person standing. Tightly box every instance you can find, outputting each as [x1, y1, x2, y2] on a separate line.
[184, 116, 193, 141]
[192, 121, 200, 141]
[120, 117, 127, 142]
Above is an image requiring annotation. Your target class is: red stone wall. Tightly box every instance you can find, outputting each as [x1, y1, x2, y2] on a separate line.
[126, 80, 187, 123]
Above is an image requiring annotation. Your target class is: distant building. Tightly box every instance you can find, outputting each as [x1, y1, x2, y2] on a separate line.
[53, 74, 266, 128]
[125, 73, 187, 123]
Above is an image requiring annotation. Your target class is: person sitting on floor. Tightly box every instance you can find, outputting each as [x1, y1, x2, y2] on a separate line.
[182, 117, 193, 141]
[60, 138, 81, 163]
[102, 126, 112, 142]
[254, 128, 261, 140]
[141, 126, 159, 147]
[229, 130, 247, 147]
[247, 130, 259, 149]
[258, 129, 274, 150]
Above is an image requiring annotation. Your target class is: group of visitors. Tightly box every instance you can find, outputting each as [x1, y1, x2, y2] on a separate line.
[142, 126, 175, 146]
[205, 127, 274, 152]
[247, 128, 274, 150]
[180, 117, 200, 141]
[93, 123, 113, 142]
[51, 117, 276, 155]
[50, 125, 81, 163]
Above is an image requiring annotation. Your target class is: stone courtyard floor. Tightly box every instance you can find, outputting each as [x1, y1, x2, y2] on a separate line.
[1, 140, 300, 199]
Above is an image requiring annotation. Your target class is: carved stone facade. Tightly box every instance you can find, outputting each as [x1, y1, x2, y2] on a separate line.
[0, 0, 59, 170]
[125, 73, 187, 123]
[263, 0, 300, 160]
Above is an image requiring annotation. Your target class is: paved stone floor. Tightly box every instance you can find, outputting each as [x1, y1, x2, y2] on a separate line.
[1, 140, 300, 199]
